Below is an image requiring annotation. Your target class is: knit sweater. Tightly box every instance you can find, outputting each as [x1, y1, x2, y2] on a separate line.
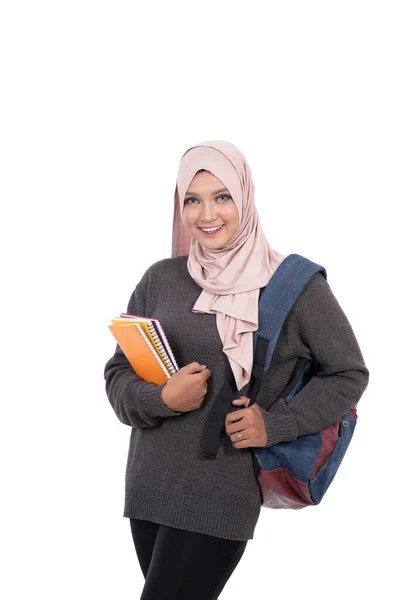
[103, 255, 369, 541]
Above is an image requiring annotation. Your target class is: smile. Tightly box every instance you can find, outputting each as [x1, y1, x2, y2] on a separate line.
[198, 225, 225, 235]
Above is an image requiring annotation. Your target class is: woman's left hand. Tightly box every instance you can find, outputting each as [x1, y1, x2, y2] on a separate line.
[225, 396, 268, 448]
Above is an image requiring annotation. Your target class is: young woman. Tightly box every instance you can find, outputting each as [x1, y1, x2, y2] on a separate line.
[104, 140, 369, 599]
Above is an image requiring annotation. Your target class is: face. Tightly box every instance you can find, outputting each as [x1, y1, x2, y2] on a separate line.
[182, 170, 239, 250]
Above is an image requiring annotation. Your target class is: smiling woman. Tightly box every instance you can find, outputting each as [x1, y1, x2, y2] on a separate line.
[182, 169, 240, 249]
[104, 139, 369, 600]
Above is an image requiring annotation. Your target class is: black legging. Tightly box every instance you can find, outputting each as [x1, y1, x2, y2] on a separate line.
[129, 518, 248, 600]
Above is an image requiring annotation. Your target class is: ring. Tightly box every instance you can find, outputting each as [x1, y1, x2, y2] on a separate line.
[237, 432, 242, 439]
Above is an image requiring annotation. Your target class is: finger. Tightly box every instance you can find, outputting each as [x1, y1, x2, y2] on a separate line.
[199, 368, 212, 380]
[231, 438, 251, 449]
[226, 408, 246, 424]
[227, 422, 249, 439]
[185, 362, 207, 374]
[232, 396, 250, 407]
[230, 431, 246, 443]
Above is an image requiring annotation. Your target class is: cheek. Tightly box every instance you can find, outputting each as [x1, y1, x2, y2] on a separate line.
[222, 205, 239, 225]
[183, 207, 197, 226]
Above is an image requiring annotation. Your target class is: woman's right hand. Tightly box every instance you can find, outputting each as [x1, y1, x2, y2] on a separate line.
[161, 362, 212, 413]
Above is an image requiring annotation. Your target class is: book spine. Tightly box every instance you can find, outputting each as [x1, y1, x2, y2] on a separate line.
[147, 324, 176, 375]
[154, 321, 179, 371]
[135, 324, 171, 379]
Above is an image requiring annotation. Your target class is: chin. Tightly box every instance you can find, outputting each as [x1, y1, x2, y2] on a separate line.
[203, 238, 230, 249]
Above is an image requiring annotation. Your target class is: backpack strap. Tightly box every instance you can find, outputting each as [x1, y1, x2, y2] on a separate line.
[247, 253, 327, 408]
[201, 253, 326, 459]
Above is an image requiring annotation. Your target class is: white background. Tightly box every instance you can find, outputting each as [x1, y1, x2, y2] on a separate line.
[1, 1, 398, 598]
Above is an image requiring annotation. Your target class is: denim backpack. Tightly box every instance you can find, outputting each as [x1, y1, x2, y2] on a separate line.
[202, 253, 358, 509]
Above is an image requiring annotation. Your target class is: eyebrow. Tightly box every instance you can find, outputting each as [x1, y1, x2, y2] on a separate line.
[185, 187, 229, 197]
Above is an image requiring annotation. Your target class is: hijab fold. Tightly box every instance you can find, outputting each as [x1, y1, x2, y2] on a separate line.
[171, 140, 288, 391]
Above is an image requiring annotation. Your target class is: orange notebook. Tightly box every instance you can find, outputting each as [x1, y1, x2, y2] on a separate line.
[108, 315, 178, 385]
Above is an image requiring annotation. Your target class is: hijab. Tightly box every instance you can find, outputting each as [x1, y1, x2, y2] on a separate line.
[171, 140, 288, 391]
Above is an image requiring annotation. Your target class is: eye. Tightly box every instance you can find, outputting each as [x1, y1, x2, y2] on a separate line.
[183, 194, 231, 205]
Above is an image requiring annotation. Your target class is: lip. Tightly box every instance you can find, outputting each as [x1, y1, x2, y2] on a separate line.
[198, 225, 225, 236]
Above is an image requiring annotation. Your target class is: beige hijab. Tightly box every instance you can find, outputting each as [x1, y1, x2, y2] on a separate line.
[171, 140, 288, 391]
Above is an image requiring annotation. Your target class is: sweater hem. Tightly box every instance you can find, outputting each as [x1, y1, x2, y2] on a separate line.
[123, 485, 261, 541]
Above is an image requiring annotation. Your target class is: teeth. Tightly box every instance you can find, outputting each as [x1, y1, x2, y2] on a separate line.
[200, 225, 223, 232]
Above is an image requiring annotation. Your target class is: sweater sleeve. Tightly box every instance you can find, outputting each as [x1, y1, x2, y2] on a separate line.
[258, 272, 370, 448]
[103, 264, 182, 428]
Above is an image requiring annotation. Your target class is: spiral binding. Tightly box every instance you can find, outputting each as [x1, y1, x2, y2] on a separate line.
[147, 323, 177, 375]
[135, 325, 171, 379]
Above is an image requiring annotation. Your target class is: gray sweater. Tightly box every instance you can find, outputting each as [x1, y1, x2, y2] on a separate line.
[103, 255, 369, 541]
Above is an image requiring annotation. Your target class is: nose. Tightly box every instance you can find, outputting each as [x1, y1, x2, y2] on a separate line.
[200, 202, 217, 222]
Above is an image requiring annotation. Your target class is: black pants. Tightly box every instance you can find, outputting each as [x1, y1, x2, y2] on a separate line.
[129, 518, 248, 600]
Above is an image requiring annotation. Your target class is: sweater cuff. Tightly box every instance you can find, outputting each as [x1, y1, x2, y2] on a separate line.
[258, 397, 298, 447]
[123, 379, 182, 420]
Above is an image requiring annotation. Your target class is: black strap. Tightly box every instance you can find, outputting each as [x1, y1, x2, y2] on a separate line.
[202, 373, 237, 459]
[202, 337, 270, 459]
[247, 337, 269, 408]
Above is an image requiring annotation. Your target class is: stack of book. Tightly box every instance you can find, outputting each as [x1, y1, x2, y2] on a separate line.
[108, 313, 179, 385]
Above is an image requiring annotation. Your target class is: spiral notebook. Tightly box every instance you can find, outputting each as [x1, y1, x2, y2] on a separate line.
[108, 313, 179, 386]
